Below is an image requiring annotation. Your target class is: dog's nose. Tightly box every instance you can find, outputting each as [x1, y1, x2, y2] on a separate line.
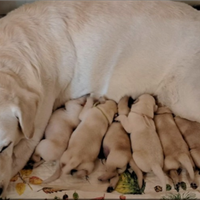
[0, 186, 4, 196]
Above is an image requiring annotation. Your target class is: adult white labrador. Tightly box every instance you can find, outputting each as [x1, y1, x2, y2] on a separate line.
[0, 0, 200, 196]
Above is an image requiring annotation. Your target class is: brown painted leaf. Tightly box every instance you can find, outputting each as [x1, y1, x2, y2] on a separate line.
[154, 185, 162, 192]
[20, 169, 32, 177]
[10, 174, 19, 182]
[37, 187, 66, 194]
[16, 183, 26, 195]
[29, 176, 43, 185]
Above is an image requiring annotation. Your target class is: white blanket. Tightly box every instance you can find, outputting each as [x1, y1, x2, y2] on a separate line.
[6, 159, 200, 199]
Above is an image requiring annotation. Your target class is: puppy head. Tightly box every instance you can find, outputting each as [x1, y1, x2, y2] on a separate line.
[131, 94, 156, 118]
[0, 73, 38, 196]
[65, 95, 87, 107]
[99, 100, 118, 125]
[65, 95, 87, 112]
[118, 95, 130, 115]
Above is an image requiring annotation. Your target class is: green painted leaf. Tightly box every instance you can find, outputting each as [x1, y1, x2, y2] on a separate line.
[166, 184, 172, 191]
[180, 182, 187, 191]
[162, 192, 197, 200]
[73, 191, 79, 200]
[115, 170, 145, 194]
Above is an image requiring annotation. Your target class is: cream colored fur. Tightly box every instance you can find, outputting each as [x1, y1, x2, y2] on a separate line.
[43, 97, 117, 183]
[0, 1, 200, 195]
[31, 96, 86, 167]
[116, 94, 166, 192]
[155, 107, 195, 188]
[98, 96, 143, 192]
[175, 117, 200, 170]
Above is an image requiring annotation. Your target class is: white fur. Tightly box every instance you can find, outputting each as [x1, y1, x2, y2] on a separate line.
[0, 1, 199, 195]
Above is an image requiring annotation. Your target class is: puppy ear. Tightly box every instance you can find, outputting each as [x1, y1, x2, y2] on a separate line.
[154, 105, 158, 112]
[133, 98, 139, 104]
[99, 96, 106, 104]
[143, 115, 155, 129]
[13, 90, 38, 139]
[116, 115, 131, 133]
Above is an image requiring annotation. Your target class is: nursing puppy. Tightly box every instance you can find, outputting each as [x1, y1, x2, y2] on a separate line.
[98, 96, 143, 192]
[175, 117, 200, 171]
[43, 96, 117, 183]
[154, 107, 196, 189]
[31, 96, 86, 167]
[116, 94, 166, 192]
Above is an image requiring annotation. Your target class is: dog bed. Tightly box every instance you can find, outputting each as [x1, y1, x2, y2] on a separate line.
[6, 159, 200, 199]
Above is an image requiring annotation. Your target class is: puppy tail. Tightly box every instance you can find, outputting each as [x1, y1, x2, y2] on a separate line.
[152, 164, 166, 192]
[129, 158, 143, 189]
[178, 153, 195, 181]
[42, 162, 61, 184]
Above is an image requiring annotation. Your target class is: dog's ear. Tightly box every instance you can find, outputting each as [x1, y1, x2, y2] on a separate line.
[154, 105, 158, 112]
[143, 115, 155, 129]
[116, 115, 131, 133]
[12, 90, 38, 139]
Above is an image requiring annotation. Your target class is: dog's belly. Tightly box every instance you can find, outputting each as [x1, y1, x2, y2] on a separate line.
[63, 2, 200, 122]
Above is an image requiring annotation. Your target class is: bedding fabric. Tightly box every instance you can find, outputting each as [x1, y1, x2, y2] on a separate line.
[6, 159, 200, 199]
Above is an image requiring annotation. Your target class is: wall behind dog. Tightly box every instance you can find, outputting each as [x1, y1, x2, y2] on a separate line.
[0, 1, 200, 15]
[0, 1, 35, 14]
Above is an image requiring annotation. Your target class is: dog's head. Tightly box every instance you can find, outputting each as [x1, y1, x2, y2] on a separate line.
[99, 100, 118, 125]
[131, 94, 157, 118]
[0, 73, 38, 196]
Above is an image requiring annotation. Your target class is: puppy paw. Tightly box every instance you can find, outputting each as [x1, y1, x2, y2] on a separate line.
[191, 182, 198, 189]
[107, 186, 114, 193]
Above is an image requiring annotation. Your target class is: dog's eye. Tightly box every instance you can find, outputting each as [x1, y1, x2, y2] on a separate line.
[0, 142, 12, 153]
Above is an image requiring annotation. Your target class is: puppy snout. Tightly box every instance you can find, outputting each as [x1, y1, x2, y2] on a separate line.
[70, 169, 77, 175]
[0, 186, 4, 196]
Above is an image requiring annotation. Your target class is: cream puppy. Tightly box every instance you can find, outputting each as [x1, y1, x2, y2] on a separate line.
[98, 123, 143, 192]
[116, 94, 166, 192]
[154, 107, 196, 189]
[43, 96, 117, 183]
[32, 96, 86, 166]
[175, 117, 200, 174]
[98, 96, 143, 192]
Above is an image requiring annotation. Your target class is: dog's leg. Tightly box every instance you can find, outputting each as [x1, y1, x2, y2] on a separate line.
[42, 162, 61, 184]
[12, 139, 38, 177]
[98, 171, 117, 182]
[190, 149, 200, 169]
[115, 115, 131, 133]
[79, 97, 94, 121]
[33, 159, 45, 168]
[76, 162, 95, 176]
[152, 164, 166, 192]
[164, 156, 179, 172]
[107, 174, 120, 193]
[169, 169, 180, 190]
[177, 153, 195, 182]
[129, 158, 143, 188]
[73, 169, 87, 178]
